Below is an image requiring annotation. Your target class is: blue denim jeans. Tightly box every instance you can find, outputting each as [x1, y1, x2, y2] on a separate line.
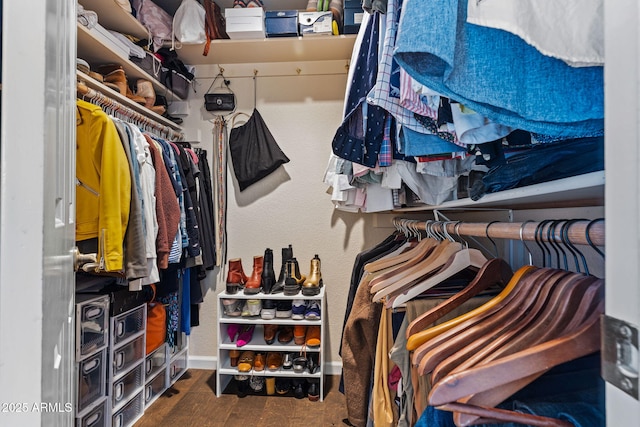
[470, 136, 604, 200]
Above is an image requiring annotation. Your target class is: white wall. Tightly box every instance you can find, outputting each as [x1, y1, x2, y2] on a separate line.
[179, 62, 391, 368]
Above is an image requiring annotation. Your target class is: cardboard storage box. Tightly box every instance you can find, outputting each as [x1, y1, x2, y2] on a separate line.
[265, 10, 299, 37]
[299, 11, 333, 36]
[344, 0, 364, 34]
[225, 7, 266, 39]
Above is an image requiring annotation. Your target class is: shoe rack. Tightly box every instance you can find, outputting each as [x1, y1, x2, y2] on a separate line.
[215, 287, 326, 401]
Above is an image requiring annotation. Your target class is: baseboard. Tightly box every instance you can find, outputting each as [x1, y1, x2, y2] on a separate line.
[188, 355, 217, 370]
[188, 355, 343, 376]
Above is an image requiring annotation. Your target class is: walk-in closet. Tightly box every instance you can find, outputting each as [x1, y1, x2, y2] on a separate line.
[0, 1, 637, 427]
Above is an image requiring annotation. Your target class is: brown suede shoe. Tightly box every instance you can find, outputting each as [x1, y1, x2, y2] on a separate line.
[264, 324, 278, 345]
[278, 326, 294, 344]
[254, 353, 265, 371]
[266, 352, 283, 371]
[237, 350, 255, 372]
[305, 326, 321, 347]
[293, 325, 307, 345]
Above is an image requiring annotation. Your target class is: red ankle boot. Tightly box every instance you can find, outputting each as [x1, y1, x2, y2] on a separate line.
[244, 255, 264, 294]
[226, 258, 248, 294]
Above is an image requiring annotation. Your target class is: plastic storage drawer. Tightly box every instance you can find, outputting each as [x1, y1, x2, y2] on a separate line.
[112, 362, 144, 411]
[112, 305, 145, 347]
[145, 343, 167, 379]
[169, 349, 188, 383]
[76, 396, 107, 427]
[144, 370, 167, 406]
[77, 348, 107, 415]
[76, 294, 109, 360]
[112, 391, 144, 427]
[112, 334, 145, 379]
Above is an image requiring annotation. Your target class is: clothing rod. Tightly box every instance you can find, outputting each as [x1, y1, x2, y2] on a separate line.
[77, 82, 184, 141]
[404, 219, 604, 247]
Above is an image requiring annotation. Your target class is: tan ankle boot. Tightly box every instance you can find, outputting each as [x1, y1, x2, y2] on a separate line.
[136, 79, 156, 109]
[102, 67, 127, 95]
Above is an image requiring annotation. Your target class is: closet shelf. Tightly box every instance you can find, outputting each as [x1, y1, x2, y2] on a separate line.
[77, 24, 184, 102]
[394, 171, 605, 212]
[77, 70, 184, 134]
[78, 0, 149, 39]
[174, 35, 357, 66]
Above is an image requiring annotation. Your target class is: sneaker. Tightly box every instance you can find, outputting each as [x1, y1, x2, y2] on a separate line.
[276, 300, 292, 318]
[261, 299, 276, 320]
[222, 299, 243, 317]
[249, 376, 265, 392]
[304, 300, 321, 320]
[291, 299, 307, 320]
[242, 299, 261, 317]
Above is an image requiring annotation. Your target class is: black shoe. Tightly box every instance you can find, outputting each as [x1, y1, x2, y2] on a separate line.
[271, 245, 293, 294]
[283, 260, 301, 296]
[235, 375, 250, 398]
[307, 353, 318, 374]
[276, 378, 291, 395]
[292, 379, 306, 399]
[307, 379, 319, 401]
[276, 300, 292, 318]
[261, 248, 276, 294]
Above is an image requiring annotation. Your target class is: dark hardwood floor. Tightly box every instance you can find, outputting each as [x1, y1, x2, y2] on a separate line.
[134, 370, 349, 427]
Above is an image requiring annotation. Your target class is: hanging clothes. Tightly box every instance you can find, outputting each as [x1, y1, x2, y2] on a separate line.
[394, 0, 604, 138]
[76, 99, 131, 273]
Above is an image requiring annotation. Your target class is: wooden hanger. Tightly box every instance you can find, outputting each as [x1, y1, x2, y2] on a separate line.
[406, 265, 535, 353]
[435, 304, 602, 406]
[371, 240, 464, 302]
[366, 235, 436, 277]
[428, 290, 604, 426]
[447, 277, 604, 426]
[389, 247, 489, 309]
[434, 302, 603, 427]
[430, 272, 598, 384]
[415, 268, 569, 375]
[404, 258, 512, 340]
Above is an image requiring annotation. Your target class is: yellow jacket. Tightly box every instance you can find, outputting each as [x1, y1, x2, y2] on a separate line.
[76, 100, 131, 272]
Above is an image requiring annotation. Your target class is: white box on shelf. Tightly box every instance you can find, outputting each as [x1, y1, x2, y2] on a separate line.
[224, 7, 266, 39]
[299, 11, 333, 36]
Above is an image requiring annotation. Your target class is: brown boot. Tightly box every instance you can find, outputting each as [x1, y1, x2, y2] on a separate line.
[244, 255, 264, 294]
[302, 254, 322, 296]
[226, 258, 248, 294]
[101, 66, 127, 95]
[136, 79, 156, 109]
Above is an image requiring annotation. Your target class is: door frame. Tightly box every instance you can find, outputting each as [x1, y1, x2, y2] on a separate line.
[0, 1, 76, 425]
